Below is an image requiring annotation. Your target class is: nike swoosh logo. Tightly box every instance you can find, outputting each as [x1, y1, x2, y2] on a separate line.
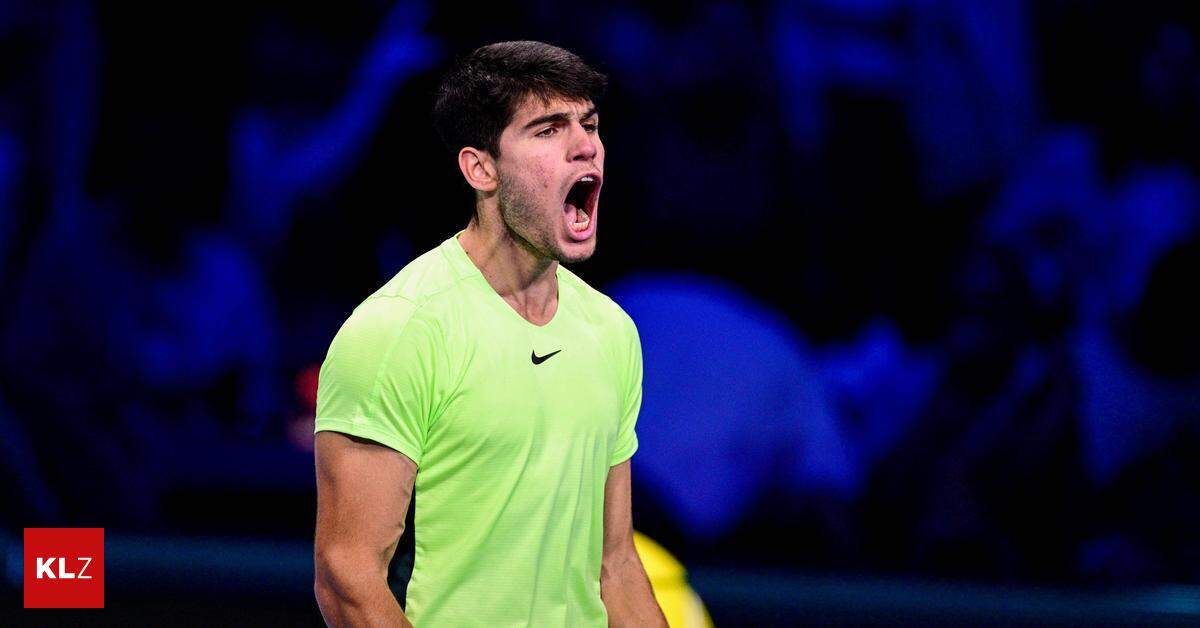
[531, 349, 562, 365]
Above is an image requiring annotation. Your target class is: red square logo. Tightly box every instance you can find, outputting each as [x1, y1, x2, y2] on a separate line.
[23, 528, 105, 609]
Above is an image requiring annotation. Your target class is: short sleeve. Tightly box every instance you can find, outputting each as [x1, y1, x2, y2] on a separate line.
[610, 311, 642, 466]
[314, 296, 438, 467]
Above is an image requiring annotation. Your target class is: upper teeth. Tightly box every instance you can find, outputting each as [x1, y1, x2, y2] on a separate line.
[579, 176, 595, 183]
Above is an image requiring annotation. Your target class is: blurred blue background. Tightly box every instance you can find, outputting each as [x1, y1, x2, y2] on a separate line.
[2, 0, 1200, 624]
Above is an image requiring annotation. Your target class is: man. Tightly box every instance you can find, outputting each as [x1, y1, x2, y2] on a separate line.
[313, 41, 667, 627]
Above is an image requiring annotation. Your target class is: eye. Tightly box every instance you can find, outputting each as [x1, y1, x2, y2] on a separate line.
[536, 127, 557, 137]
[583, 122, 598, 133]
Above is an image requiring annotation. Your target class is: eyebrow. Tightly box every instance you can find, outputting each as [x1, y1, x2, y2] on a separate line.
[521, 107, 599, 131]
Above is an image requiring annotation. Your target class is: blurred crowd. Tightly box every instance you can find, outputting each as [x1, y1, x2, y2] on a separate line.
[1, 0, 1198, 585]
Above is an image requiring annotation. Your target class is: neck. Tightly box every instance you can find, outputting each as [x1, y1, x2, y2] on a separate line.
[458, 209, 559, 324]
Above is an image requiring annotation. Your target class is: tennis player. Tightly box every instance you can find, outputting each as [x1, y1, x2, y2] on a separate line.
[313, 41, 667, 627]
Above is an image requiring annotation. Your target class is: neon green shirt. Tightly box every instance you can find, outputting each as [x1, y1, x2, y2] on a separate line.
[315, 231, 641, 626]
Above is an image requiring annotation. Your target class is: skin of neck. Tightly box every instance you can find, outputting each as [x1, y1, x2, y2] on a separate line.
[457, 192, 559, 324]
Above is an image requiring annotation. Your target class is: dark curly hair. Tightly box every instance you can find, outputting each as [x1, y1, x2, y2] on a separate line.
[432, 41, 607, 158]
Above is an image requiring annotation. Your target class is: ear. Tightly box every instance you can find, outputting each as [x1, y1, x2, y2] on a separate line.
[458, 147, 498, 193]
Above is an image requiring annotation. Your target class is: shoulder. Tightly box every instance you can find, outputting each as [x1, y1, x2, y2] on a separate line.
[374, 241, 468, 302]
[371, 240, 474, 307]
[323, 295, 432, 379]
[558, 265, 638, 340]
[337, 237, 477, 341]
[333, 241, 457, 346]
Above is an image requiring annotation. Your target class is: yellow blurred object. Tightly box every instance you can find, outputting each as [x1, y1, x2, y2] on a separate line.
[633, 531, 714, 628]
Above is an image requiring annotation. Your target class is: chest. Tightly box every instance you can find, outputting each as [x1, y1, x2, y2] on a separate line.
[431, 324, 624, 455]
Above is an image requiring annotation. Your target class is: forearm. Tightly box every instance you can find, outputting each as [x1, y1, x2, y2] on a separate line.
[314, 560, 411, 628]
[600, 551, 668, 628]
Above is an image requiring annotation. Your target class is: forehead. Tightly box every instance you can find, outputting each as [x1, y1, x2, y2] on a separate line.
[508, 94, 596, 126]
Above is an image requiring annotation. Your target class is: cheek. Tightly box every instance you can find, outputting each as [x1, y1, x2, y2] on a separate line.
[505, 161, 549, 194]
[528, 157, 558, 196]
[505, 149, 558, 199]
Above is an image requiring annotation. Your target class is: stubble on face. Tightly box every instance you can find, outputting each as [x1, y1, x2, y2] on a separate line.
[496, 165, 595, 265]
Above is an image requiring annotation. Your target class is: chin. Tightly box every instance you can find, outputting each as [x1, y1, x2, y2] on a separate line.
[555, 239, 597, 264]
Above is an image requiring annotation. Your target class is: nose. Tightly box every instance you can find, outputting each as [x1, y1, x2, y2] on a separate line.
[568, 121, 598, 162]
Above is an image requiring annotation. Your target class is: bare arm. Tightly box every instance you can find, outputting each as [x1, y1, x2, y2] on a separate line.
[314, 431, 417, 627]
[600, 459, 668, 627]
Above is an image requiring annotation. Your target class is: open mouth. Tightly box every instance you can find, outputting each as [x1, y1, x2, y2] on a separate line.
[563, 172, 601, 236]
